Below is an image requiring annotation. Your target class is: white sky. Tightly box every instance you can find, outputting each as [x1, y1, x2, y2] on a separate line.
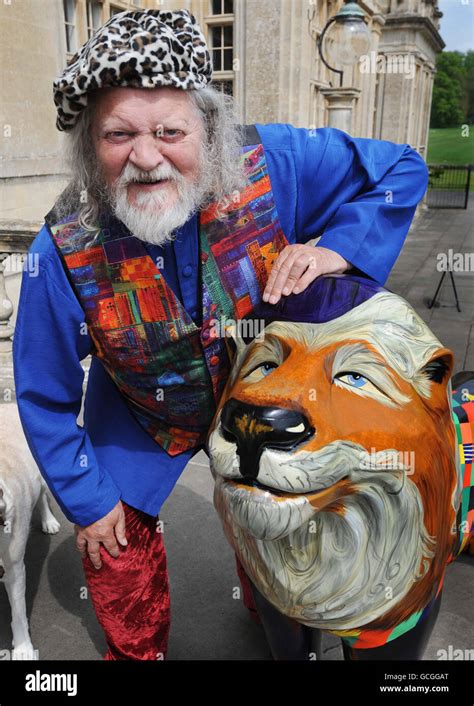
[438, 0, 474, 52]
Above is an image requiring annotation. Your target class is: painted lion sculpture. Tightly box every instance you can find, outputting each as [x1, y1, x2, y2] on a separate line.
[207, 274, 473, 660]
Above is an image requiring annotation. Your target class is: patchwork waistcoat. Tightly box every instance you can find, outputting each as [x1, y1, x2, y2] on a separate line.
[46, 125, 290, 456]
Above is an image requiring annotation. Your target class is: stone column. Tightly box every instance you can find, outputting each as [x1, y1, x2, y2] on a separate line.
[320, 87, 361, 133]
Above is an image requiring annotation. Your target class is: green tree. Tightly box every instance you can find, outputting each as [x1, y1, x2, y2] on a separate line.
[464, 50, 474, 123]
[430, 51, 467, 128]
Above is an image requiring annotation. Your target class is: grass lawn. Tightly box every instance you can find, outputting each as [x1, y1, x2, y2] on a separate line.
[427, 127, 473, 191]
[427, 126, 474, 164]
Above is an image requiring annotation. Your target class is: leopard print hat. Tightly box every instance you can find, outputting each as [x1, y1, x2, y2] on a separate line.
[53, 9, 212, 131]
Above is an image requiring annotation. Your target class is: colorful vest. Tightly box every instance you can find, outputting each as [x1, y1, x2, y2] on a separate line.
[46, 125, 289, 456]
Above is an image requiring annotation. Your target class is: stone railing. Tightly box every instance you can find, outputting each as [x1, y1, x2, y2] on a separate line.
[0, 227, 35, 401]
[0, 225, 92, 406]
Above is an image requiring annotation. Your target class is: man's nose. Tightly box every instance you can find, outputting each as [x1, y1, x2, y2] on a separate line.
[219, 398, 314, 481]
[128, 134, 165, 171]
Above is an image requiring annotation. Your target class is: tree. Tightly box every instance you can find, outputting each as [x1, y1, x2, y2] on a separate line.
[464, 50, 474, 124]
[430, 51, 468, 128]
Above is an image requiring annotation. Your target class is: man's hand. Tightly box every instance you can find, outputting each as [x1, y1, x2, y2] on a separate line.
[75, 501, 128, 570]
[263, 245, 350, 304]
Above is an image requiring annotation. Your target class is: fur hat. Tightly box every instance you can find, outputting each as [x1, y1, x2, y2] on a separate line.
[53, 9, 212, 131]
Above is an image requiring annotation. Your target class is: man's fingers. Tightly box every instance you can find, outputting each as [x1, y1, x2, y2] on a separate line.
[264, 249, 313, 303]
[281, 253, 320, 297]
[114, 509, 128, 548]
[291, 266, 321, 295]
[263, 250, 298, 303]
[87, 540, 103, 570]
[73, 502, 127, 569]
[101, 536, 121, 559]
[262, 247, 292, 301]
[75, 532, 87, 558]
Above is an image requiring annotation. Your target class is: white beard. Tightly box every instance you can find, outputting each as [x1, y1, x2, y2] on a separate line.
[109, 157, 212, 247]
[209, 427, 437, 631]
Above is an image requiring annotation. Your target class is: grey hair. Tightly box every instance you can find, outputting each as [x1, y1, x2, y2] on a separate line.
[54, 84, 249, 232]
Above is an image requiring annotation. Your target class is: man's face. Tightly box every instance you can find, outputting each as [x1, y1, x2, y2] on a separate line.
[90, 86, 207, 244]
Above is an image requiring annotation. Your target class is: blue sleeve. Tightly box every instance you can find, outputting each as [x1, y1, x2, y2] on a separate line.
[13, 224, 122, 526]
[290, 125, 429, 284]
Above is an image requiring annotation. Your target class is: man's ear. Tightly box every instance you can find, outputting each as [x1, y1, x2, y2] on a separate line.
[420, 347, 455, 408]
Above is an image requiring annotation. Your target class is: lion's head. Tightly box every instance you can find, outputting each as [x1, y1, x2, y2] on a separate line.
[207, 275, 461, 633]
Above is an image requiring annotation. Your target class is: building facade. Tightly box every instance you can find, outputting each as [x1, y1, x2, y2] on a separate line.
[0, 0, 444, 371]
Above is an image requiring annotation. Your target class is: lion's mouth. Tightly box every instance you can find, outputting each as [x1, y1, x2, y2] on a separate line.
[225, 475, 351, 508]
[234, 477, 291, 496]
[215, 474, 352, 540]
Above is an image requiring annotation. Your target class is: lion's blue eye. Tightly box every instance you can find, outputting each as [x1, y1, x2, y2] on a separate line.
[259, 362, 277, 377]
[242, 360, 279, 383]
[338, 372, 368, 388]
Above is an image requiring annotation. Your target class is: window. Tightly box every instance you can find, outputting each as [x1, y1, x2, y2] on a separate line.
[207, 0, 235, 96]
[213, 80, 234, 96]
[212, 0, 233, 14]
[211, 24, 233, 72]
[63, 0, 77, 53]
[110, 5, 124, 17]
[86, 1, 102, 38]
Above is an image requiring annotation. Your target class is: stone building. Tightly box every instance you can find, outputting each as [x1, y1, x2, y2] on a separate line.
[0, 0, 444, 379]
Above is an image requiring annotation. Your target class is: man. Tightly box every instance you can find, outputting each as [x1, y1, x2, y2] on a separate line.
[13, 9, 429, 660]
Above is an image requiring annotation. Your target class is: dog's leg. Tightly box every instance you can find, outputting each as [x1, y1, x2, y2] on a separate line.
[3, 514, 38, 660]
[4, 562, 38, 660]
[37, 485, 60, 535]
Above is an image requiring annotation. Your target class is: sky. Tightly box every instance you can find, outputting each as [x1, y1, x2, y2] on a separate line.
[438, 0, 474, 52]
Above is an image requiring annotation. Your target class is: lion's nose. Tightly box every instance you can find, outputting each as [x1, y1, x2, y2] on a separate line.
[220, 398, 315, 481]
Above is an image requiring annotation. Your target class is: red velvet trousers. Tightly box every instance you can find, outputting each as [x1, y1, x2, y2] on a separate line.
[81, 501, 171, 660]
[81, 502, 258, 660]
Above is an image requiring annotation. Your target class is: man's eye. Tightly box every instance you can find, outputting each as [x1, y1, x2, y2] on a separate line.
[106, 131, 130, 140]
[161, 129, 183, 138]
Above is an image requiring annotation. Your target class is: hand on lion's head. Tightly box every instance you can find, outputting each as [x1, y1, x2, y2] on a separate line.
[207, 274, 462, 633]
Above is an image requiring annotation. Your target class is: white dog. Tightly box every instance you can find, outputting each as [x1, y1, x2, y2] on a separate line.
[0, 403, 60, 660]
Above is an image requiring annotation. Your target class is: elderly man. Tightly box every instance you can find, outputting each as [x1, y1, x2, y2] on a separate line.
[13, 9, 428, 660]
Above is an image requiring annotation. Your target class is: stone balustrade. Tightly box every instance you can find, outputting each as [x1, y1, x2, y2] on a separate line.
[0, 227, 35, 401]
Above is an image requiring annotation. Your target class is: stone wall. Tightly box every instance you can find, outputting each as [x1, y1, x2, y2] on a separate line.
[0, 0, 444, 385]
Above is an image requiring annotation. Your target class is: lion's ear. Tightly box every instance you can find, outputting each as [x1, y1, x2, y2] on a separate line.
[420, 348, 455, 408]
[223, 322, 247, 364]
[421, 350, 454, 383]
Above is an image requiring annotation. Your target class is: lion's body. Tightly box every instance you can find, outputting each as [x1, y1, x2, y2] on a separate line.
[207, 279, 473, 652]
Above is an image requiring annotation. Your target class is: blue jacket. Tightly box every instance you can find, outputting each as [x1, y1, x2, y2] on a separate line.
[13, 123, 429, 526]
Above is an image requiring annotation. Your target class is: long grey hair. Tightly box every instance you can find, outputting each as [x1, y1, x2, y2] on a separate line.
[53, 85, 249, 233]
